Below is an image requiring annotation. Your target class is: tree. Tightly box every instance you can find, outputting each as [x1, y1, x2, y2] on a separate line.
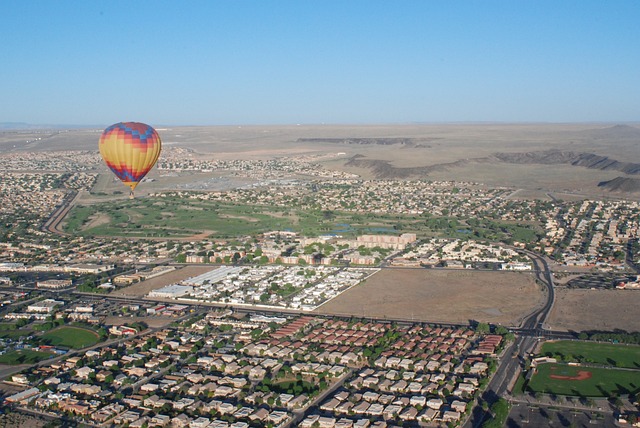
[476, 322, 490, 334]
[614, 397, 624, 409]
[495, 325, 509, 335]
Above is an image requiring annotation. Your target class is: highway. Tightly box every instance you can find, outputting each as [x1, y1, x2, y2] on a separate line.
[41, 189, 79, 235]
[521, 249, 555, 333]
[627, 238, 639, 274]
[464, 248, 559, 428]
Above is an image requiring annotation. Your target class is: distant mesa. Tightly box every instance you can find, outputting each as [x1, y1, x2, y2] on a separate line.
[571, 153, 640, 174]
[493, 150, 577, 165]
[581, 124, 640, 139]
[348, 146, 640, 182]
[345, 155, 468, 179]
[597, 177, 640, 193]
[345, 156, 419, 179]
[493, 150, 640, 175]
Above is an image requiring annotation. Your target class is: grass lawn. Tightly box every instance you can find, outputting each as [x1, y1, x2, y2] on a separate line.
[0, 330, 31, 340]
[0, 323, 18, 331]
[40, 326, 100, 349]
[65, 197, 411, 238]
[541, 340, 640, 369]
[528, 363, 640, 397]
[0, 349, 52, 365]
[513, 372, 527, 394]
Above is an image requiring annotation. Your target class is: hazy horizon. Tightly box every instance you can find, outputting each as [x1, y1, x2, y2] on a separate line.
[2, 121, 640, 131]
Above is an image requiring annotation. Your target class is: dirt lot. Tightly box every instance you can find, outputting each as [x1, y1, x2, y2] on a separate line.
[548, 288, 640, 332]
[0, 412, 49, 428]
[102, 315, 176, 328]
[111, 265, 214, 297]
[318, 268, 544, 326]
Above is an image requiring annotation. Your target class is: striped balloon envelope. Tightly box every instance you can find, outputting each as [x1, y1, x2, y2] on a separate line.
[99, 122, 162, 197]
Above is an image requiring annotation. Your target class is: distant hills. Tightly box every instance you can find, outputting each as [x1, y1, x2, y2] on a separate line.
[598, 177, 640, 193]
[493, 150, 640, 175]
[578, 124, 640, 139]
[345, 155, 469, 179]
[345, 149, 640, 181]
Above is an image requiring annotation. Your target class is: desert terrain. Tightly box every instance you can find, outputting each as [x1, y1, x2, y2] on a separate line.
[547, 288, 640, 332]
[2, 123, 640, 198]
[318, 268, 545, 326]
[110, 266, 545, 327]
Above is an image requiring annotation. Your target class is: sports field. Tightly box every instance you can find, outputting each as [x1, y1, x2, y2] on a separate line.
[541, 340, 640, 369]
[528, 363, 640, 397]
[40, 326, 100, 349]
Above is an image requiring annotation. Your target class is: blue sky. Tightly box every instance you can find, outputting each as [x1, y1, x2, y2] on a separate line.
[1, 1, 639, 125]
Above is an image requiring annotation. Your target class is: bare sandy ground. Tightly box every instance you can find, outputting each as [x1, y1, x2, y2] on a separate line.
[547, 288, 640, 332]
[111, 265, 544, 327]
[111, 265, 214, 297]
[103, 315, 175, 328]
[0, 412, 48, 428]
[82, 212, 110, 230]
[318, 268, 544, 326]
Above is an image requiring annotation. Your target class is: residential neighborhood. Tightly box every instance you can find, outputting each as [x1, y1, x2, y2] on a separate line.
[0, 146, 639, 428]
[3, 309, 503, 428]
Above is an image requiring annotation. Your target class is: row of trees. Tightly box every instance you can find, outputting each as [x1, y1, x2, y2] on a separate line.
[578, 330, 640, 345]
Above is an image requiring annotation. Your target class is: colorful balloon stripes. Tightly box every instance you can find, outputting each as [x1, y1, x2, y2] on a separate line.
[99, 122, 162, 195]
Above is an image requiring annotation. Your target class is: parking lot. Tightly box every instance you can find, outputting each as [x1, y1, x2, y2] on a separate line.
[507, 403, 616, 427]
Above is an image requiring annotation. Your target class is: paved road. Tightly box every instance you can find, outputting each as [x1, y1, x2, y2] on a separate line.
[626, 238, 639, 274]
[41, 189, 79, 235]
[520, 249, 555, 332]
[287, 369, 353, 427]
[464, 249, 557, 428]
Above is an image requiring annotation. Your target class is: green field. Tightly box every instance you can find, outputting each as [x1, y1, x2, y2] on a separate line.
[0, 330, 31, 340]
[64, 197, 415, 238]
[528, 363, 640, 397]
[542, 340, 640, 369]
[40, 326, 100, 349]
[0, 349, 52, 365]
[63, 195, 541, 242]
[0, 323, 18, 331]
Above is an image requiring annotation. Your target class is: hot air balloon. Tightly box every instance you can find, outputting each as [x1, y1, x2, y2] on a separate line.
[99, 122, 162, 198]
